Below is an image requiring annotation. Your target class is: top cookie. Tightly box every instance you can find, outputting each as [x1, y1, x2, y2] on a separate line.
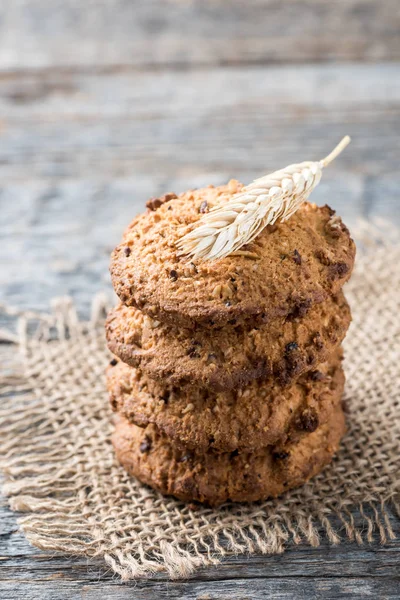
[110, 181, 356, 328]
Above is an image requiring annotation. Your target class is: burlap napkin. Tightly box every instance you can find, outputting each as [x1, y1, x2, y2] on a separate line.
[1, 222, 399, 580]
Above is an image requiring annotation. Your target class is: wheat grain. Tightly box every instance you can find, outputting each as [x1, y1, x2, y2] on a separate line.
[177, 136, 351, 261]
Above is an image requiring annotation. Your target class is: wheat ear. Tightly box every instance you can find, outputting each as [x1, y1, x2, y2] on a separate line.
[176, 136, 351, 261]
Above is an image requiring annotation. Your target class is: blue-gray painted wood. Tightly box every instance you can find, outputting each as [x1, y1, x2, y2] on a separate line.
[0, 0, 398, 70]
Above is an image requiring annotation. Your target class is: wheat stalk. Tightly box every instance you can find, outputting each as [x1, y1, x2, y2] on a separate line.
[177, 136, 351, 261]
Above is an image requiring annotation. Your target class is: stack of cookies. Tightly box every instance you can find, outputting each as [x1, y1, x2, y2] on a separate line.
[106, 181, 355, 506]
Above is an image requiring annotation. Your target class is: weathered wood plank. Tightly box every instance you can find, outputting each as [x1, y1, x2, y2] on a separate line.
[1, 578, 400, 600]
[0, 0, 399, 71]
[0, 63, 398, 181]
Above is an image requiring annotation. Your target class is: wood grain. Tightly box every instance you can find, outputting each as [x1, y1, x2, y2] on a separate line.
[1, 500, 400, 599]
[0, 0, 399, 70]
[0, 63, 399, 182]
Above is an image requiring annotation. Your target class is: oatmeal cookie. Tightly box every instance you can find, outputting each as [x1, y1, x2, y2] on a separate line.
[108, 351, 344, 453]
[110, 181, 355, 328]
[106, 292, 350, 390]
[112, 405, 346, 506]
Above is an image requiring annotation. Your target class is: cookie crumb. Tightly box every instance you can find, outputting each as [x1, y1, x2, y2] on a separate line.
[312, 334, 324, 350]
[199, 200, 209, 213]
[285, 342, 299, 353]
[293, 249, 302, 265]
[187, 345, 200, 358]
[179, 452, 193, 463]
[212, 283, 234, 300]
[310, 370, 325, 381]
[273, 451, 290, 460]
[139, 436, 152, 453]
[329, 262, 350, 280]
[146, 193, 177, 211]
[296, 408, 319, 432]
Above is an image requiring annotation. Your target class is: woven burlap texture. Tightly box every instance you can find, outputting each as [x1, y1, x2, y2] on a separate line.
[1, 223, 400, 580]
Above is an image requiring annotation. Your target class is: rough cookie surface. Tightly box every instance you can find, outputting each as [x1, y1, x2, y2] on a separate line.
[106, 292, 350, 390]
[112, 405, 346, 506]
[110, 181, 355, 328]
[108, 351, 344, 453]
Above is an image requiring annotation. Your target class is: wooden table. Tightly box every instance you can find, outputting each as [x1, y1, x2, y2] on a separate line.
[1, 2, 400, 598]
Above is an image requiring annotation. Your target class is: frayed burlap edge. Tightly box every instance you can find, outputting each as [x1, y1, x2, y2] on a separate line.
[0, 219, 400, 580]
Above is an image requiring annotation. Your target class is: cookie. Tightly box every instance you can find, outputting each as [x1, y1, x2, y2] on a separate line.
[110, 181, 355, 328]
[108, 351, 344, 453]
[112, 404, 346, 506]
[106, 291, 350, 390]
